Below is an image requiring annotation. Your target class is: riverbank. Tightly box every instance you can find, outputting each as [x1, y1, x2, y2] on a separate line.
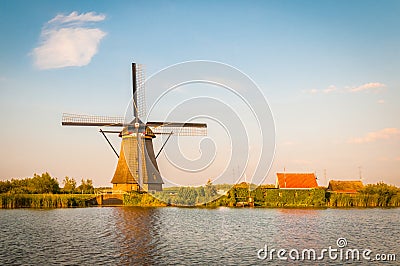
[2, 174, 399, 208]
[2, 184, 399, 208]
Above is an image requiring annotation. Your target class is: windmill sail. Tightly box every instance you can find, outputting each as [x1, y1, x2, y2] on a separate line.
[147, 122, 207, 136]
[135, 64, 147, 119]
[62, 113, 125, 127]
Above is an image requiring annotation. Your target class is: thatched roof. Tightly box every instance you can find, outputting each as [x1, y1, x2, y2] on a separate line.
[327, 180, 363, 193]
[276, 173, 318, 189]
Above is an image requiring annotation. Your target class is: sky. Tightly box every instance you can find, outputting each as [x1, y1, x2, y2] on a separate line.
[0, 0, 399, 187]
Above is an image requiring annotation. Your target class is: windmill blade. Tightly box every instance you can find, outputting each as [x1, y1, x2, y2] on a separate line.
[132, 63, 146, 120]
[147, 121, 207, 136]
[136, 64, 147, 119]
[132, 63, 138, 119]
[62, 113, 125, 127]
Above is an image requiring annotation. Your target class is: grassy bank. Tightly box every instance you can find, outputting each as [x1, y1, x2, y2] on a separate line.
[0, 194, 95, 208]
[123, 192, 167, 207]
[152, 183, 400, 208]
[325, 182, 400, 207]
[145, 185, 327, 207]
[326, 192, 400, 207]
[1, 182, 399, 208]
[202, 186, 327, 208]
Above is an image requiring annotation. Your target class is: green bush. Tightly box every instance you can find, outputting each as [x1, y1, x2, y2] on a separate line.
[325, 183, 400, 207]
[123, 192, 167, 207]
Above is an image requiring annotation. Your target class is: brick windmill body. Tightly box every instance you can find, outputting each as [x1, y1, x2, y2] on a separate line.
[62, 63, 207, 193]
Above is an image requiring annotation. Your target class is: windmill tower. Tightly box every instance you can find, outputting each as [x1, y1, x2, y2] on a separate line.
[62, 63, 207, 193]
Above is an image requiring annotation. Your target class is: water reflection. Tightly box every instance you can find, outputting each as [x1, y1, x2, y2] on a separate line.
[276, 208, 322, 216]
[112, 207, 162, 265]
[0, 207, 399, 265]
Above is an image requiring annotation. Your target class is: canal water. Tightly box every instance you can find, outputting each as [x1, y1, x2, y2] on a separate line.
[0, 207, 399, 265]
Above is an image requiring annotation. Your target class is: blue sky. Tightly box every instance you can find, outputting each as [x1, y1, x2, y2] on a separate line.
[1, 0, 399, 187]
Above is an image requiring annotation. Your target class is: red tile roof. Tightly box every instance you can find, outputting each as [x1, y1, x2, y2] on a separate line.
[276, 173, 318, 189]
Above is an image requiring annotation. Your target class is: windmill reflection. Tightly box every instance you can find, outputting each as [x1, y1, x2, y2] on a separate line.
[111, 207, 163, 265]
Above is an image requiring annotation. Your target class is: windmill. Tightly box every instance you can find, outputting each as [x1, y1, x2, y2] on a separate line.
[62, 63, 207, 193]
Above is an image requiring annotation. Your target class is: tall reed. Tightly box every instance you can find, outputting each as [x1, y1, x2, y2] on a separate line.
[0, 194, 95, 208]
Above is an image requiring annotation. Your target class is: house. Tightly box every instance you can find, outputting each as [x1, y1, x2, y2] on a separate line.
[275, 173, 318, 189]
[327, 180, 363, 194]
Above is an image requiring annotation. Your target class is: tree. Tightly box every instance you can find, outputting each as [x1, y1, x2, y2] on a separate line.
[62, 177, 76, 194]
[0, 180, 11, 193]
[10, 178, 31, 194]
[31, 173, 60, 194]
[361, 182, 399, 206]
[196, 186, 206, 204]
[77, 179, 95, 194]
[176, 187, 198, 205]
[205, 179, 218, 202]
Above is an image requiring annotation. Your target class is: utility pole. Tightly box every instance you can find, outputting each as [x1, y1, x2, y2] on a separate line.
[284, 167, 286, 188]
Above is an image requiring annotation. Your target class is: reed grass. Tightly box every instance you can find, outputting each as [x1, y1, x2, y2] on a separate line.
[326, 192, 400, 207]
[0, 194, 95, 208]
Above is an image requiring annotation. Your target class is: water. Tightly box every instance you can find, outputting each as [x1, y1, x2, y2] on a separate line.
[0, 207, 399, 265]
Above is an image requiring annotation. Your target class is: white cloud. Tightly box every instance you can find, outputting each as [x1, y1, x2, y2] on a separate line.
[32, 11, 106, 70]
[377, 99, 385, 104]
[323, 85, 337, 93]
[303, 82, 387, 95]
[48, 11, 105, 25]
[303, 89, 316, 94]
[349, 128, 400, 144]
[303, 85, 337, 95]
[348, 82, 386, 93]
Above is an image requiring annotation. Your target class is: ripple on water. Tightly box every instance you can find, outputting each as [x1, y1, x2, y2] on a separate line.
[0, 207, 399, 265]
